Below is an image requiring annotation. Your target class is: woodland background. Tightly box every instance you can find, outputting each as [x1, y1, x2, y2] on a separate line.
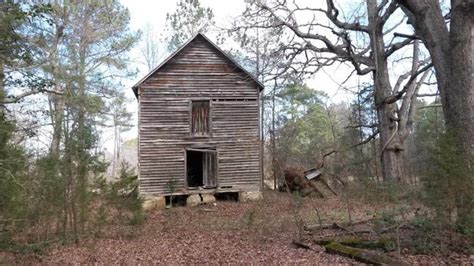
[0, 0, 472, 262]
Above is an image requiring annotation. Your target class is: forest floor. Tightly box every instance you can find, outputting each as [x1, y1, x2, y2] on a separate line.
[1, 190, 472, 264]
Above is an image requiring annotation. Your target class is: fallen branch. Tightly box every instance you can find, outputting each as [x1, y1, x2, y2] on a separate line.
[315, 237, 396, 252]
[380, 223, 414, 234]
[292, 240, 312, 250]
[304, 222, 340, 231]
[319, 178, 338, 196]
[333, 223, 356, 236]
[306, 180, 325, 198]
[199, 208, 217, 212]
[317, 229, 374, 238]
[305, 219, 375, 231]
[323, 242, 405, 265]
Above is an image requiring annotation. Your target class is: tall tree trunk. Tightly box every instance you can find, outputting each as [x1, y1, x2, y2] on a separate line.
[367, 0, 403, 182]
[397, 40, 426, 183]
[77, 45, 88, 236]
[397, 0, 473, 227]
[48, 19, 65, 157]
[446, 0, 474, 227]
[0, 63, 4, 112]
[271, 84, 277, 189]
[447, 0, 473, 163]
[50, 95, 64, 156]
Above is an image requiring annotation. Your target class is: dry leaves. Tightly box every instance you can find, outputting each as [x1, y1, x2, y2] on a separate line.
[2, 191, 472, 264]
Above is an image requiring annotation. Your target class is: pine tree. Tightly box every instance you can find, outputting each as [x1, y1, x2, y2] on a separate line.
[165, 0, 214, 51]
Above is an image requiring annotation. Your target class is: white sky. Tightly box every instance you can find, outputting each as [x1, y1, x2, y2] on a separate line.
[121, 0, 362, 100]
[105, 1, 255, 150]
[107, 0, 362, 151]
[106, 0, 434, 151]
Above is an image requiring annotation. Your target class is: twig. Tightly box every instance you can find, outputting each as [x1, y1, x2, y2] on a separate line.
[333, 223, 356, 236]
[396, 224, 401, 255]
[283, 176, 304, 239]
[307, 200, 323, 226]
[199, 208, 217, 212]
[292, 240, 312, 250]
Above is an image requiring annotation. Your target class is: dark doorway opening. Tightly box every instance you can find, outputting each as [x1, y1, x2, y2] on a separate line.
[187, 150, 203, 187]
[186, 149, 217, 188]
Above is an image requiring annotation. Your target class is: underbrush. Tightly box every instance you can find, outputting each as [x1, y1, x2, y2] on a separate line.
[340, 179, 473, 255]
[0, 163, 144, 255]
[91, 165, 144, 238]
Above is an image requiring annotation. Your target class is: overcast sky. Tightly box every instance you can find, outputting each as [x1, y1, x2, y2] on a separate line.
[107, 0, 392, 150]
[120, 0, 359, 100]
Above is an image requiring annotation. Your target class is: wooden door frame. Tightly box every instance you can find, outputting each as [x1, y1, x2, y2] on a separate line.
[184, 148, 219, 189]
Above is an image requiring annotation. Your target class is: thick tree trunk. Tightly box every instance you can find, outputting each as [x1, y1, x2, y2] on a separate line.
[367, 0, 403, 182]
[446, 0, 474, 227]
[398, 0, 473, 227]
[447, 0, 474, 166]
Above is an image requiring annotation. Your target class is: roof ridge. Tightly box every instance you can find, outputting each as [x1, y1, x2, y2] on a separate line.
[132, 32, 264, 98]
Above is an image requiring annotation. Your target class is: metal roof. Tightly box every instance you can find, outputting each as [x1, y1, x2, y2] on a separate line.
[132, 32, 264, 98]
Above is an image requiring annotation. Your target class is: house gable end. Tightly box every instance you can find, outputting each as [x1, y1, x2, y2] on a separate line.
[132, 33, 263, 97]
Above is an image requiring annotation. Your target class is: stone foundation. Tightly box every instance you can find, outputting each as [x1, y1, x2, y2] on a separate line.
[201, 194, 216, 204]
[186, 194, 202, 207]
[142, 191, 261, 209]
[142, 196, 166, 211]
[239, 191, 263, 202]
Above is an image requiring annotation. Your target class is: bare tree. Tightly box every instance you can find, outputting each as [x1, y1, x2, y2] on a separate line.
[240, 0, 432, 182]
[140, 24, 162, 71]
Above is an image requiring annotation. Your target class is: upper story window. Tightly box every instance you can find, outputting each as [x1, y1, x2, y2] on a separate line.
[191, 100, 210, 136]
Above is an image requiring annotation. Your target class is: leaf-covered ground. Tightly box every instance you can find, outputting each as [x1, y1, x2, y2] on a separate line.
[1, 191, 472, 264]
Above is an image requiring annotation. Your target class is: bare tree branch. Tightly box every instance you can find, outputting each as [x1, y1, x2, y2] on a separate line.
[2, 89, 63, 104]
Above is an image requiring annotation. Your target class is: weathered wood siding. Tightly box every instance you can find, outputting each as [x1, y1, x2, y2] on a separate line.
[138, 35, 261, 195]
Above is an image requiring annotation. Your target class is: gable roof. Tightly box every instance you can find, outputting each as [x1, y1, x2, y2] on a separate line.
[132, 32, 264, 98]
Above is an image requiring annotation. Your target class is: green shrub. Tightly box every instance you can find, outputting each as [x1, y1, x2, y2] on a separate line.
[421, 132, 474, 234]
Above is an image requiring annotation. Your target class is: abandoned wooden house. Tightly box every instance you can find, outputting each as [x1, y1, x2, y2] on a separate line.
[132, 33, 264, 205]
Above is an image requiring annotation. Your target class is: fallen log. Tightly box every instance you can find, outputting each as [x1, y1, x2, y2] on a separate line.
[305, 219, 375, 231]
[323, 242, 405, 265]
[318, 229, 374, 238]
[304, 223, 339, 231]
[315, 237, 396, 252]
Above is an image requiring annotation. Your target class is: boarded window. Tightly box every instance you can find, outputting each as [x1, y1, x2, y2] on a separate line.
[191, 100, 210, 135]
